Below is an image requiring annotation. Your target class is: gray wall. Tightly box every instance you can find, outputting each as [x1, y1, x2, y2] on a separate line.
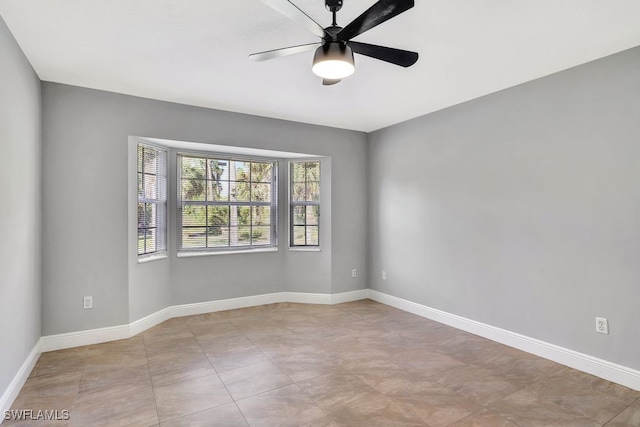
[0, 16, 41, 400]
[42, 83, 368, 335]
[368, 47, 640, 370]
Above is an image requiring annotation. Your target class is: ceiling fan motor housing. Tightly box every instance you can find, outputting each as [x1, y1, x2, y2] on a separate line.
[325, 0, 343, 12]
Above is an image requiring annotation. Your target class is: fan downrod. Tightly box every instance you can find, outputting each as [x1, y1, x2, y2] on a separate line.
[325, 0, 343, 26]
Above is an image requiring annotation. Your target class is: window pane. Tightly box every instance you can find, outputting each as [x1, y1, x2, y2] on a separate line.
[231, 226, 251, 246]
[138, 230, 145, 254]
[207, 226, 228, 247]
[293, 226, 306, 245]
[177, 155, 276, 252]
[182, 227, 206, 248]
[181, 157, 205, 179]
[146, 228, 157, 251]
[137, 146, 144, 173]
[144, 174, 157, 199]
[232, 161, 250, 181]
[305, 162, 320, 181]
[208, 206, 229, 227]
[306, 226, 319, 246]
[251, 162, 272, 182]
[292, 163, 305, 182]
[293, 206, 305, 225]
[138, 144, 166, 256]
[146, 203, 157, 228]
[251, 183, 271, 202]
[306, 206, 319, 225]
[215, 160, 230, 180]
[181, 178, 206, 201]
[236, 206, 251, 226]
[137, 172, 143, 195]
[207, 180, 229, 201]
[208, 159, 227, 181]
[252, 226, 271, 245]
[292, 183, 306, 201]
[232, 182, 250, 202]
[182, 205, 206, 227]
[143, 149, 157, 174]
[306, 181, 320, 202]
[252, 206, 270, 225]
[137, 203, 147, 229]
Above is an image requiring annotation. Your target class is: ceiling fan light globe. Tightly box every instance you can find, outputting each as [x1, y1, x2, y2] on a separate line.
[312, 60, 355, 79]
[312, 43, 355, 79]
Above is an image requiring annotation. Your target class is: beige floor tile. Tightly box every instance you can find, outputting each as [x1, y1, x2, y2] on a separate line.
[219, 360, 293, 400]
[431, 366, 521, 406]
[148, 350, 215, 387]
[481, 356, 563, 389]
[153, 374, 233, 423]
[187, 321, 241, 340]
[297, 371, 379, 411]
[30, 347, 88, 377]
[384, 378, 482, 427]
[489, 388, 601, 427]
[235, 384, 326, 427]
[10, 372, 80, 421]
[326, 392, 426, 426]
[87, 336, 146, 355]
[9, 301, 640, 426]
[274, 359, 343, 383]
[450, 409, 519, 427]
[205, 344, 270, 373]
[77, 364, 152, 403]
[605, 398, 640, 426]
[525, 376, 630, 424]
[144, 335, 203, 357]
[159, 402, 248, 426]
[82, 349, 148, 375]
[71, 387, 158, 427]
[142, 319, 192, 344]
[556, 367, 640, 405]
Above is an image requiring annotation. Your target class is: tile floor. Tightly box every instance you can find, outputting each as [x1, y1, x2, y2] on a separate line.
[5, 300, 640, 426]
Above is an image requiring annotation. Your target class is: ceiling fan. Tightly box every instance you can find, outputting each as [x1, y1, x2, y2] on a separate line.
[249, 0, 418, 85]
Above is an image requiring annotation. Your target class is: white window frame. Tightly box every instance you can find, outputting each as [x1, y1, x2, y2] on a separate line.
[177, 152, 278, 254]
[289, 160, 320, 248]
[137, 143, 167, 258]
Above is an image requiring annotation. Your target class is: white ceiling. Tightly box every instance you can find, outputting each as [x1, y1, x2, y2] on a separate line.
[2, 1, 640, 132]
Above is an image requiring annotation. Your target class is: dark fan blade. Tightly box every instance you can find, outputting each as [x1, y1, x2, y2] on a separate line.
[249, 42, 322, 62]
[262, 0, 327, 38]
[337, 0, 414, 41]
[348, 41, 418, 67]
[322, 79, 341, 85]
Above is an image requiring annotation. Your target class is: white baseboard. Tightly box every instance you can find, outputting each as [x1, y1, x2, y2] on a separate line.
[283, 292, 332, 305]
[331, 289, 369, 304]
[130, 307, 172, 337]
[39, 324, 130, 353]
[171, 293, 284, 319]
[38, 289, 369, 353]
[367, 289, 640, 392]
[0, 341, 40, 422]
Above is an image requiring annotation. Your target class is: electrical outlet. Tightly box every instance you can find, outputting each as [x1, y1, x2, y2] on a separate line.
[351, 268, 357, 278]
[83, 296, 93, 309]
[595, 317, 608, 334]
[382, 270, 387, 280]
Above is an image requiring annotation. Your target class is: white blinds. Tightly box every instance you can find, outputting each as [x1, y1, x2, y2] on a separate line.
[290, 161, 320, 246]
[177, 154, 278, 251]
[137, 144, 167, 255]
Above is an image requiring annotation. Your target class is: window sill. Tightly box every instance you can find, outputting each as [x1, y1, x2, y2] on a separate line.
[288, 247, 321, 252]
[137, 253, 168, 264]
[177, 247, 278, 258]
